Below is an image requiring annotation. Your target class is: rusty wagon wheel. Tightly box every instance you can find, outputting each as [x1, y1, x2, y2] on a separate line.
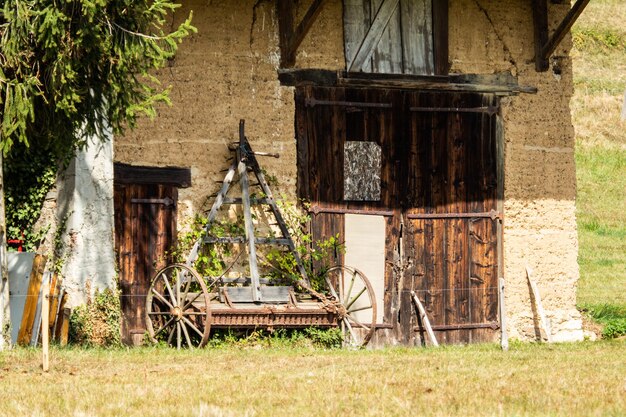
[145, 264, 211, 349]
[323, 265, 377, 348]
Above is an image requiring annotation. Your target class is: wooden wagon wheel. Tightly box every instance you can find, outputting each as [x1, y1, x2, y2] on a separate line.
[323, 266, 377, 348]
[145, 264, 211, 349]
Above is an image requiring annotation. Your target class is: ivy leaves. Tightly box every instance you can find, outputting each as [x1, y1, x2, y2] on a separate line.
[1, 0, 195, 250]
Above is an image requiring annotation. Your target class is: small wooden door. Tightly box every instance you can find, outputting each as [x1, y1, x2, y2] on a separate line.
[114, 183, 177, 346]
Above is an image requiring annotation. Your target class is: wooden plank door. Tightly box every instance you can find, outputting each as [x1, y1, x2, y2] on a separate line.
[296, 86, 501, 345]
[296, 85, 402, 334]
[403, 91, 499, 344]
[114, 183, 177, 346]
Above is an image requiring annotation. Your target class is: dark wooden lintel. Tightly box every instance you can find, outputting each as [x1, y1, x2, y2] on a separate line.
[114, 163, 191, 188]
[278, 69, 537, 95]
[533, 0, 590, 72]
[277, 0, 329, 68]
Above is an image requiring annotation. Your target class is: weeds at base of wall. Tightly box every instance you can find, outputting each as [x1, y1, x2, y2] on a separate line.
[69, 288, 122, 347]
[204, 327, 344, 349]
[580, 304, 626, 339]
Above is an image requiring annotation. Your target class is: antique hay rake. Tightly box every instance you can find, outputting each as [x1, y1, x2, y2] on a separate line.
[145, 120, 377, 348]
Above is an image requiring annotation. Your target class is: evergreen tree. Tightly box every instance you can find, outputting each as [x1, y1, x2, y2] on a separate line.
[0, 0, 195, 349]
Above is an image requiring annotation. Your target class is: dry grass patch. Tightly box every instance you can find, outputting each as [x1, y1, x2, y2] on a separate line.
[0, 342, 625, 417]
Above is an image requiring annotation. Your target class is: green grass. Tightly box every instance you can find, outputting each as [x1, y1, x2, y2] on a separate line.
[0, 342, 625, 417]
[572, 0, 626, 338]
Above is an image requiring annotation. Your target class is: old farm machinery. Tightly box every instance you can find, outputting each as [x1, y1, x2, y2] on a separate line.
[145, 120, 377, 348]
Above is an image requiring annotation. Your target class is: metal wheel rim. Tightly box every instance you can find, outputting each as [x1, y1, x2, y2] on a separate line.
[324, 265, 377, 348]
[145, 263, 211, 349]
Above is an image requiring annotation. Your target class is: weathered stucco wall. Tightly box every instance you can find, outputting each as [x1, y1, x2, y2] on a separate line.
[449, 0, 582, 341]
[116, 0, 582, 342]
[57, 133, 117, 307]
[116, 0, 344, 225]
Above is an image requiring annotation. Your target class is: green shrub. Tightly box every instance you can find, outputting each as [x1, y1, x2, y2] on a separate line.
[69, 288, 122, 347]
[206, 327, 342, 349]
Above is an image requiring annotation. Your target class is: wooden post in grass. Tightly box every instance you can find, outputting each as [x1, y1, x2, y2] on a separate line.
[499, 278, 509, 351]
[41, 272, 50, 372]
[526, 267, 552, 343]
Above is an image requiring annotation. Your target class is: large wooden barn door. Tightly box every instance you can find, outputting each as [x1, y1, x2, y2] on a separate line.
[114, 183, 178, 346]
[296, 86, 500, 345]
[402, 92, 500, 344]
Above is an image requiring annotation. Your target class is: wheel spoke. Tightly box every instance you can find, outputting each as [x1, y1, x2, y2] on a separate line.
[182, 291, 203, 311]
[180, 320, 193, 349]
[175, 269, 182, 307]
[346, 314, 372, 332]
[343, 317, 358, 346]
[344, 270, 357, 305]
[167, 323, 176, 345]
[345, 286, 367, 311]
[151, 288, 174, 309]
[154, 316, 176, 337]
[347, 304, 372, 314]
[181, 273, 192, 309]
[325, 277, 339, 300]
[176, 322, 182, 350]
[182, 316, 204, 338]
[162, 273, 177, 307]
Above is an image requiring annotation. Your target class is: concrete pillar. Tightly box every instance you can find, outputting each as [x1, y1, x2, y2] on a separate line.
[56, 131, 116, 307]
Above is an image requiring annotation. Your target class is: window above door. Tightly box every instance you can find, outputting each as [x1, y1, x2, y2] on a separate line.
[344, 0, 447, 75]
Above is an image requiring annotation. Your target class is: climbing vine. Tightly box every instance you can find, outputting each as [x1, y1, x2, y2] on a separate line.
[3, 143, 60, 251]
[172, 197, 344, 292]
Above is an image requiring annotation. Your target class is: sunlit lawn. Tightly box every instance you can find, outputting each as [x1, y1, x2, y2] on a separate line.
[1, 342, 625, 417]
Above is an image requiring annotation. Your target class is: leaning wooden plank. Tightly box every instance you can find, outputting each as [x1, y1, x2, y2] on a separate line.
[17, 254, 47, 346]
[411, 291, 439, 347]
[53, 291, 67, 343]
[499, 278, 509, 351]
[31, 271, 52, 346]
[526, 266, 552, 343]
[47, 272, 59, 331]
[58, 307, 71, 347]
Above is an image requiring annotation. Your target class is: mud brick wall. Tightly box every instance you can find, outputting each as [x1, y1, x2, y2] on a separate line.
[116, 0, 583, 342]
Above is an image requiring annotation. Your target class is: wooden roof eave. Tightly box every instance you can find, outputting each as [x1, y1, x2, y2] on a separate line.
[532, 0, 590, 71]
[278, 69, 538, 96]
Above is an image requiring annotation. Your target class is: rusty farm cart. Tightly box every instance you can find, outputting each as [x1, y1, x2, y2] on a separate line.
[145, 121, 377, 348]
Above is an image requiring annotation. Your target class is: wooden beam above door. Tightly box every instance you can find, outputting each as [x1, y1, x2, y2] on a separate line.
[532, 0, 590, 72]
[278, 68, 538, 95]
[277, 0, 330, 68]
[114, 163, 192, 188]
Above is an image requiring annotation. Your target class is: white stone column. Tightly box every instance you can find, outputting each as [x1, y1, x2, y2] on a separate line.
[56, 130, 116, 307]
